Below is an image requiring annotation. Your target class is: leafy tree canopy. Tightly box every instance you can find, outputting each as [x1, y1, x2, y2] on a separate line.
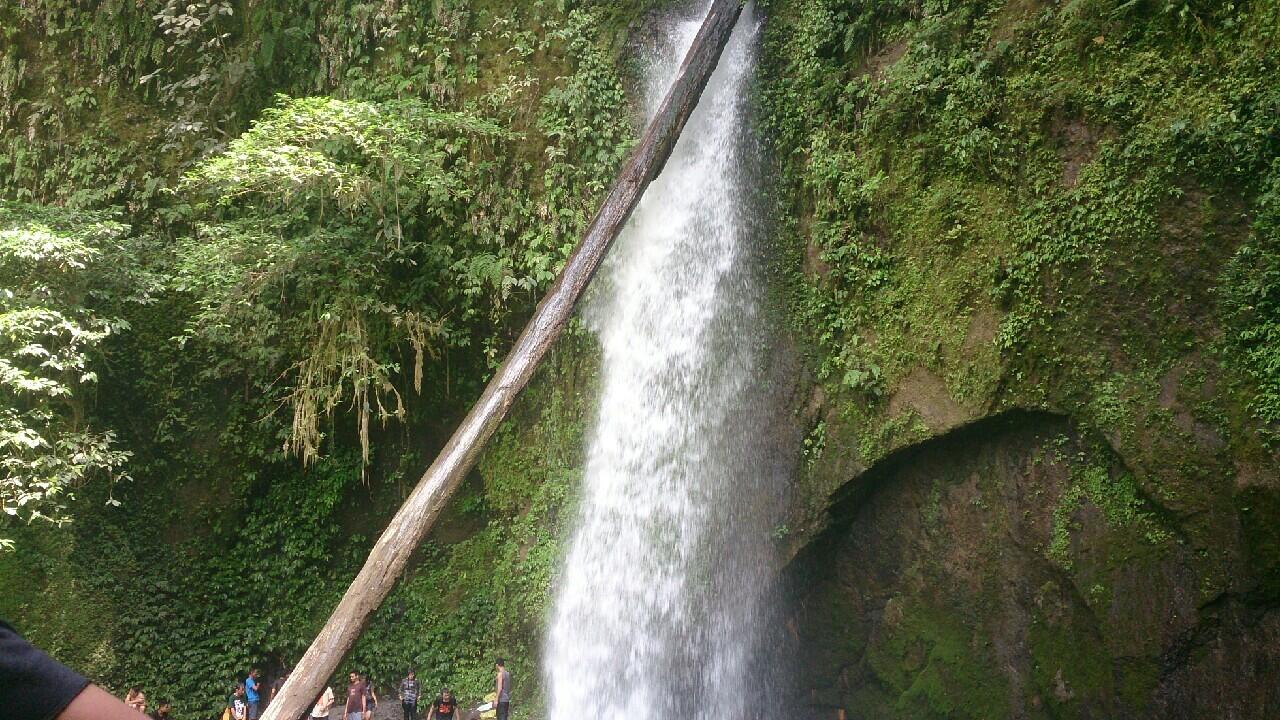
[0, 202, 157, 546]
[174, 95, 522, 469]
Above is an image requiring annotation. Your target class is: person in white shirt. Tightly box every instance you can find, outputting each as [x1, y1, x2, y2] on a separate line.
[311, 685, 336, 719]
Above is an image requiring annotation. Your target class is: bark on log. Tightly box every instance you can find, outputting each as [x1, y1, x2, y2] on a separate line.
[262, 3, 744, 719]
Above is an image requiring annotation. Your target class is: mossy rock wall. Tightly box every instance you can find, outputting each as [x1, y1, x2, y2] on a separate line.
[762, 1, 1280, 717]
[785, 413, 1280, 719]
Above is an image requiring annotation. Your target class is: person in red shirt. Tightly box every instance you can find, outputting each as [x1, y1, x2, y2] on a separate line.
[345, 671, 368, 720]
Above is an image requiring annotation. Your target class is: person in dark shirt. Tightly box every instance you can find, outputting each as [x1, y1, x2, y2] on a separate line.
[427, 688, 458, 720]
[362, 672, 378, 718]
[493, 659, 511, 720]
[268, 671, 288, 706]
[345, 671, 368, 720]
[0, 618, 141, 720]
[150, 700, 173, 719]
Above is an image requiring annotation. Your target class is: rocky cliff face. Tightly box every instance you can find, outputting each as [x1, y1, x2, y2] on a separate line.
[759, 1, 1280, 717]
[784, 412, 1279, 719]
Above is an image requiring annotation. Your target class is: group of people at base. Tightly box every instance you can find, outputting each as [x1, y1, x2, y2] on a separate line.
[307, 659, 513, 720]
[0, 615, 514, 720]
[123, 686, 173, 718]
[223, 667, 289, 719]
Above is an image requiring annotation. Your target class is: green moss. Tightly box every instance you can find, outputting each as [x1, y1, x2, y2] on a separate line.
[1047, 451, 1174, 572]
[762, 6, 1279, 713]
[799, 582, 870, 706]
[1238, 486, 1280, 604]
[1027, 607, 1112, 709]
[1114, 658, 1159, 709]
[762, 0, 1280, 513]
[864, 599, 1009, 720]
[1218, 166, 1280, 444]
[921, 480, 944, 531]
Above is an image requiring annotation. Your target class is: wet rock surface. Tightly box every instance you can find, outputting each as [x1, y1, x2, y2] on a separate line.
[782, 413, 1280, 720]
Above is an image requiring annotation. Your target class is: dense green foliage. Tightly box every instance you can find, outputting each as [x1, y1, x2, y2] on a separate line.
[760, 0, 1280, 716]
[1220, 166, 1280, 435]
[175, 94, 511, 468]
[0, 203, 151, 543]
[761, 0, 1279, 500]
[1, 0, 654, 716]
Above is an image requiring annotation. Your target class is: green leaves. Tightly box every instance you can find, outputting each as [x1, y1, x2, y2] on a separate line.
[181, 95, 506, 219]
[0, 2, 647, 712]
[1219, 164, 1280, 438]
[0, 202, 142, 540]
[167, 8, 639, 466]
[172, 95, 513, 468]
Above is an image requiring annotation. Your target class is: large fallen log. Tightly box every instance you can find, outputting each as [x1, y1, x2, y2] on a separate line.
[262, 2, 744, 718]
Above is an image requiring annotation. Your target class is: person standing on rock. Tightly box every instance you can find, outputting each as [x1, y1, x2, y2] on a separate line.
[399, 669, 421, 720]
[345, 671, 368, 720]
[493, 659, 511, 720]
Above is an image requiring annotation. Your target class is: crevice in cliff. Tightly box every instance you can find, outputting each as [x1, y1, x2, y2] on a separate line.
[816, 408, 1067, 540]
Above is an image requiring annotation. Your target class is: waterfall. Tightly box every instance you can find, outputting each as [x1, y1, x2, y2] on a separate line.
[544, 4, 778, 720]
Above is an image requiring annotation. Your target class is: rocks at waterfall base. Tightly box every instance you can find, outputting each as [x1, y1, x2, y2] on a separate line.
[781, 413, 1280, 719]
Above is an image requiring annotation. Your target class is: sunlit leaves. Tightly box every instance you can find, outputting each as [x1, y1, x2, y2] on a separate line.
[181, 95, 507, 221]
[0, 202, 140, 541]
[174, 95, 509, 466]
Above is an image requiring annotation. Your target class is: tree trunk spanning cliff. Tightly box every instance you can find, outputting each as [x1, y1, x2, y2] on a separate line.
[261, 2, 744, 718]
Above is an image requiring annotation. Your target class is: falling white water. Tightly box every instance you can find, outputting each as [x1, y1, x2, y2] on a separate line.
[544, 5, 778, 720]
